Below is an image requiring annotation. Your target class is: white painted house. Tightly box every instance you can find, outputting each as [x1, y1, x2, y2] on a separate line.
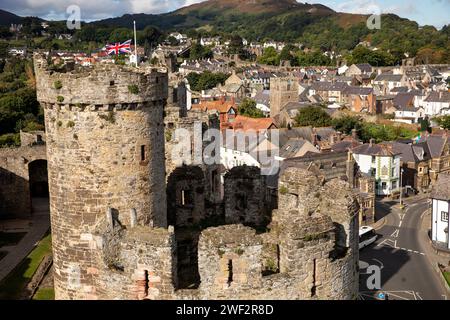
[423, 91, 450, 116]
[352, 141, 401, 196]
[431, 174, 450, 251]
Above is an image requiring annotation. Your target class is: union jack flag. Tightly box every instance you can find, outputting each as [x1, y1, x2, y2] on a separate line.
[105, 40, 132, 55]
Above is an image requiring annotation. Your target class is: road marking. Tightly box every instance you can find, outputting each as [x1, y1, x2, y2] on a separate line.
[377, 242, 425, 256]
[391, 229, 399, 238]
[399, 220, 403, 228]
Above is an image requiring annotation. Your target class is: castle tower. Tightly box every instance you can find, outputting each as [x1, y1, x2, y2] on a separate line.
[33, 54, 168, 299]
[269, 77, 299, 118]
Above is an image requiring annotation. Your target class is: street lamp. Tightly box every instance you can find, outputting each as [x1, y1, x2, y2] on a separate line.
[399, 168, 404, 208]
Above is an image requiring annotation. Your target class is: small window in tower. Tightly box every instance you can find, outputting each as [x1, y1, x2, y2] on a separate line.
[227, 259, 233, 286]
[141, 145, 146, 161]
[36, 135, 43, 143]
[311, 259, 317, 297]
[155, 77, 159, 84]
[144, 270, 149, 297]
[181, 189, 193, 206]
[110, 80, 115, 86]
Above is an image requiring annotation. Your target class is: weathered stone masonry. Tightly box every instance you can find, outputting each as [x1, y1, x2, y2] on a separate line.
[0, 145, 47, 218]
[34, 53, 359, 300]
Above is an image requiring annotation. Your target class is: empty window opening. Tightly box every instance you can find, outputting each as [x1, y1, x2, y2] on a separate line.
[110, 80, 115, 86]
[141, 145, 146, 161]
[181, 189, 193, 206]
[36, 135, 43, 143]
[227, 259, 233, 286]
[311, 259, 317, 297]
[276, 245, 280, 272]
[144, 270, 149, 297]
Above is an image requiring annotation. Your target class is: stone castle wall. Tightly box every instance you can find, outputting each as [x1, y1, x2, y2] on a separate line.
[224, 166, 269, 228]
[0, 145, 47, 218]
[33, 53, 360, 300]
[34, 53, 168, 299]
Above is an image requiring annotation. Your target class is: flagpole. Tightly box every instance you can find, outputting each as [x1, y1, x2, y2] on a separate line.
[133, 20, 138, 68]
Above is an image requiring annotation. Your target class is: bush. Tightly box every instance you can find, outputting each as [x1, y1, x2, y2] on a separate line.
[295, 106, 332, 127]
[67, 121, 75, 128]
[98, 111, 116, 124]
[0, 133, 20, 147]
[56, 96, 64, 103]
[128, 84, 139, 94]
[53, 80, 62, 90]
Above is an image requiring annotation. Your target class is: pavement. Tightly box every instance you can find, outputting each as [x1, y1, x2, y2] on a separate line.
[0, 198, 51, 283]
[359, 195, 449, 300]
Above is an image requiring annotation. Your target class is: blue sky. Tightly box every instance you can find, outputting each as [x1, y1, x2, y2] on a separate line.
[319, 0, 450, 28]
[1, 0, 449, 29]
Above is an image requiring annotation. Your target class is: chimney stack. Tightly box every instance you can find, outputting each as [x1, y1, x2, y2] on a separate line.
[369, 138, 375, 147]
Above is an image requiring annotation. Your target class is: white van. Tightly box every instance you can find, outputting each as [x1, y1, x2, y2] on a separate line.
[359, 226, 378, 250]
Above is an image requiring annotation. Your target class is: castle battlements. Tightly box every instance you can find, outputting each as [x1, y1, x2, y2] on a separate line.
[32, 52, 360, 300]
[33, 53, 168, 106]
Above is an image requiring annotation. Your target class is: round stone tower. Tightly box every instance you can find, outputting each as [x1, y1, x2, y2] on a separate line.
[34, 53, 168, 299]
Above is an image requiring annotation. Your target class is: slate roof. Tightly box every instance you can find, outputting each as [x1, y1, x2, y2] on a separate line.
[279, 139, 309, 158]
[344, 86, 373, 96]
[393, 93, 415, 109]
[418, 135, 449, 158]
[374, 74, 404, 82]
[424, 91, 450, 103]
[431, 173, 450, 201]
[355, 63, 373, 74]
[352, 143, 400, 157]
[389, 142, 431, 163]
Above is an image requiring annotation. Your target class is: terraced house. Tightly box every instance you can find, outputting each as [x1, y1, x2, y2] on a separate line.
[352, 141, 401, 196]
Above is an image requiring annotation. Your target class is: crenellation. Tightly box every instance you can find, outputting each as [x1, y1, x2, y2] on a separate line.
[19, 53, 362, 300]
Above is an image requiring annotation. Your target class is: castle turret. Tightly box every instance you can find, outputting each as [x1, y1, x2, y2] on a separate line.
[34, 53, 169, 299]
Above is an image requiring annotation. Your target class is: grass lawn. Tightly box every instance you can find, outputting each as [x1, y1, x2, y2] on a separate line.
[32, 287, 55, 300]
[0, 232, 52, 300]
[0, 232, 27, 247]
[444, 272, 450, 287]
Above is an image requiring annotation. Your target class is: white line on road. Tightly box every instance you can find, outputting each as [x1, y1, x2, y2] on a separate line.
[391, 229, 399, 238]
[399, 220, 403, 228]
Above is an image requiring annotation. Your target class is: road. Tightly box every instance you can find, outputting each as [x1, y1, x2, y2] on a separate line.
[359, 197, 448, 300]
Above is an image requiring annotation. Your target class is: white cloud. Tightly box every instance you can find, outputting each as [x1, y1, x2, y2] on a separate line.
[1, 0, 205, 21]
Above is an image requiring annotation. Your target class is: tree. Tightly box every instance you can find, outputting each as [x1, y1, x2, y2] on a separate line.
[238, 98, 265, 118]
[228, 35, 243, 55]
[109, 28, 133, 43]
[257, 47, 279, 66]
[190, 43, 213, 60]
[186, 71, 228, 92]
[332, 116, 363, 134]
[295, 106, 332, 127]
[435, 115, 450, 130]
[139, 26, 163, 47]
[167, 36, 179, 46]
[419, 117, 431, 133]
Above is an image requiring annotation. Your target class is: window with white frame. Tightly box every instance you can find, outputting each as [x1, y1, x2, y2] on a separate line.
[442, 211, 449, 222]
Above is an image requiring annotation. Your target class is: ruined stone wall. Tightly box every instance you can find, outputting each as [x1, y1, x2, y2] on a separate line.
[20, 131, 46, 147]
[0, 145, 47, 218]
[224, 166, 269, 228]
[34, 53, 168, 299]
[89, 218, 177, 300]
[180, 168, 360, 300]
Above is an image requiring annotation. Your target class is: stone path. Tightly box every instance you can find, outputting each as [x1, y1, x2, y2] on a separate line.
[0, 198, 50, 282]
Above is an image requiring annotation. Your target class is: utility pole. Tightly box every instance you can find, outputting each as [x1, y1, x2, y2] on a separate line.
[399, 168, 404, 208]
[133, 20, 138, 68]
